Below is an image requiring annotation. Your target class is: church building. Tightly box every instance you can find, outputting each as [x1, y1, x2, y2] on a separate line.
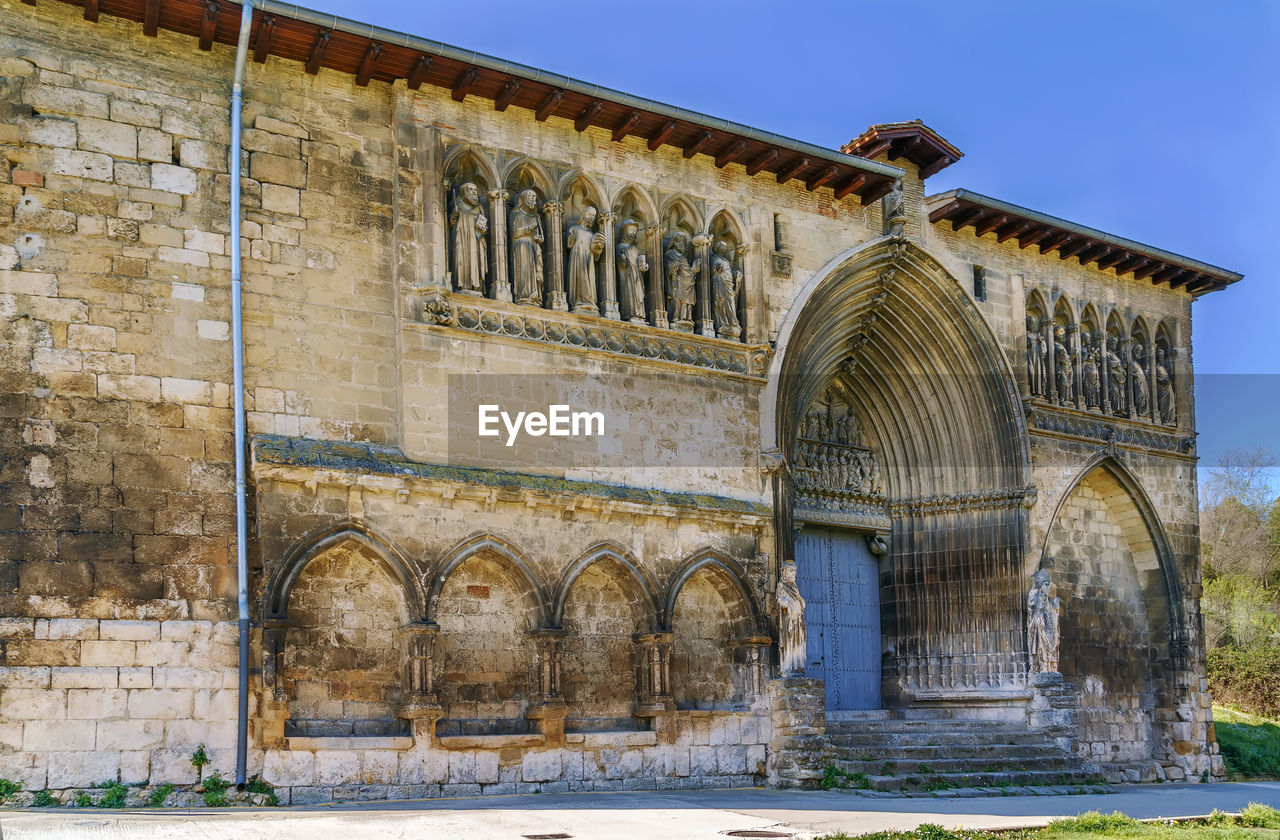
[0, 0, 1240, 803]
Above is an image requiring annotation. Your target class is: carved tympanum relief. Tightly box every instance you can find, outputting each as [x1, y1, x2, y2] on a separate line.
[1024, 288, 1179, 429]
[791, 386, 887, 530]
[441, 144, 750, 343]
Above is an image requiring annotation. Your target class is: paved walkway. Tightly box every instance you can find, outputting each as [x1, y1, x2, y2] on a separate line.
[3, 782, 1279, 839]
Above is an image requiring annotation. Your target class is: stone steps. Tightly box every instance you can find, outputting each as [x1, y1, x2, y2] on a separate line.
[835, 755, 1078, 776]
[832, 743, 1068, 761]
[825, 716, 1108, 796]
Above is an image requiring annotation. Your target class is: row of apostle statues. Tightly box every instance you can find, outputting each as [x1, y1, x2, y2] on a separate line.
[1026, 316, 1176, 425]
[449, 182, 747, 341]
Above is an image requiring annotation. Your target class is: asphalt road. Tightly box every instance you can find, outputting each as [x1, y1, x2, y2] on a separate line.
[2, 781, 1279, 840]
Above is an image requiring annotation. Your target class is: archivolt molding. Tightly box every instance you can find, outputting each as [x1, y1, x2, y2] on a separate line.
[263, 521, 427, 622]
[428, 532, 550, 627]
[768, 235, 1031, 501]
[1035, 452, 1187, 661]
[550, 542, 661, 629]
[661, 549, 763, 633]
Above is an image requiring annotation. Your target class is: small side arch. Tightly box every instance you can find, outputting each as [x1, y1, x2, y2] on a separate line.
[501, 156, 555, 197]
[612, 183, 659, 225]
[557, 168, 607, 207]
[264, 522, 425, 622]
[428, 533, 549, 627]
[1034, 452, 1184, 632]
[660, 194, 704, 236]
[551, 542, 660, 629]
[662, 550, 762, 633]
[441, 143, 502, 192]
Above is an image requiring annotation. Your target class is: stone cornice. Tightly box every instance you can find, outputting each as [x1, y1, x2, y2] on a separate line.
[408, 289, 772, 381]
[1025, 401, 1194, 458]
[251, 435, 770, 527]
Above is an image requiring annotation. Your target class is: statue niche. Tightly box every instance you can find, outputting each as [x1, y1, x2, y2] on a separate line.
[708, 210, 748, 342]
[616, 218, 649, 325]
[775, 562, 807, 676]
[449, 181, 489, 296]
[509, 188, 545, 306]
[1027, 568, 1061, 675]
[791, 386, 886, 527]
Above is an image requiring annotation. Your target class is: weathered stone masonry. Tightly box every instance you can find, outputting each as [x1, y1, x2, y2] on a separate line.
[0, 0, 1239, 801]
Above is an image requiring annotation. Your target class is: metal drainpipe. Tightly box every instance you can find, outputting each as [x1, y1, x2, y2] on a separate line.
[230, 0, 255, 791]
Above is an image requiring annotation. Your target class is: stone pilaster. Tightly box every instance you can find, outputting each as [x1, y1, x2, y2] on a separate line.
[542, 201, 567, 311]
[527, 628, 569, 745]
[487, 188, 512, 302]
[692, 233, 713, 337]
[733, 634, 772, 702]
[648, 223, 669, 329]
[598, 211, 620, 320]
[766, 677, 831, 789]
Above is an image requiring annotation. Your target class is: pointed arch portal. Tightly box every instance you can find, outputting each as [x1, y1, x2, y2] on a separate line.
[769, 237, 1033, 708]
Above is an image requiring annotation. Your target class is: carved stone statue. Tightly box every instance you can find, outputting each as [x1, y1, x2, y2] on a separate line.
[1052, 325, 1073, 405]
[1156, 349, 1176, 425]
[1081, 332, 1100, 409]
[566, 206, 606, 314]
[509, 189, 544, 306]
[883, 179, 906, 238]
[1027, 568, 1060, 674]
[616, 218, 649, 324]
[776, 562, 807, 676]
[1130, 342, 1149, 417]
[1105, 335, 1126, 415]
[450, 182, 488, 295]
[664, 231, 700, 330]
[1026, 316, 1046, 396]
[710, 239, 742, 339]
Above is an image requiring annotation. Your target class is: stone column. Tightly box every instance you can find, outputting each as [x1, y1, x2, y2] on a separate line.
[1149, 353, 1159, 424]
[542, 201, 567, 311]
[733, 635, 772, 701]
[692, 233, 713, 337]
[647, 223, 668, 329]
[397, 623, 444, 741]
[487, 188, 511, 302]
[597, 211, 620, 320]
[1100, 333, 1112, 415]
[260, 620, 289, 748]
[633, 632, 673, 710]
[1069, 324, 1082, 410]
[1046, 320, 1058, 405]
[527, 628, 569, 745]
[1120, 337, 1133, 418]
[731, 243, 751, 342]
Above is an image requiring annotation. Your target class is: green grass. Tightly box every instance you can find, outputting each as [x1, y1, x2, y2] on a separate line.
[816, 806, 1280, 840]
[0, 778, 21, 803]
[32, 790, 58, 807]
[820, 765, 873, 791]
[148, 783, 176, 807]
[202, 771, 229, 807]
[1214, 705, 1280, 778]
[100, 781, 128, 808]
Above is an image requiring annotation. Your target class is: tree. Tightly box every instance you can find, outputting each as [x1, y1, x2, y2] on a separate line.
[1200, 448, 1280, 584]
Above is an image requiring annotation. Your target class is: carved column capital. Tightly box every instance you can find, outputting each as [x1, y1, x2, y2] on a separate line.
[735, 243, 752, 258]
[541, 200, 564, 216]
[690, 233, 711, 249]
[487, 188, 510, 203]
[596, 210, 618, 225]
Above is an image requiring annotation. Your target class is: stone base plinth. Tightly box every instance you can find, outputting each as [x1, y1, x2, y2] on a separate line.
[767, 677, 831, 788]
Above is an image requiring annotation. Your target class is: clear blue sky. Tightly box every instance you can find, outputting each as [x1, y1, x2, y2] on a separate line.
[304, 0, 1279, 476]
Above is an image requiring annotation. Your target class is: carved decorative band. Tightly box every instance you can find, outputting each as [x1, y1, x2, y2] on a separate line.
[793, 506, 892, 531]
[1026, 405, 1192, 455]
[889, 485, 1037, 517]
[410, 289, 770, 379]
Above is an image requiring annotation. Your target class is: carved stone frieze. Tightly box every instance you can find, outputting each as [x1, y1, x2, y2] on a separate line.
[406, 289, 770, 380]
[791, 387, 890, 530]
[1026, 402, 1193, 456]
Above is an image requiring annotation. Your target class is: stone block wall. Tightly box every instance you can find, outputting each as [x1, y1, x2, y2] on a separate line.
[1, 0, 1224, 797]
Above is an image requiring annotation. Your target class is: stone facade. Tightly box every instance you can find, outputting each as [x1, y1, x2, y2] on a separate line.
[0, 0, 1233, 800]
